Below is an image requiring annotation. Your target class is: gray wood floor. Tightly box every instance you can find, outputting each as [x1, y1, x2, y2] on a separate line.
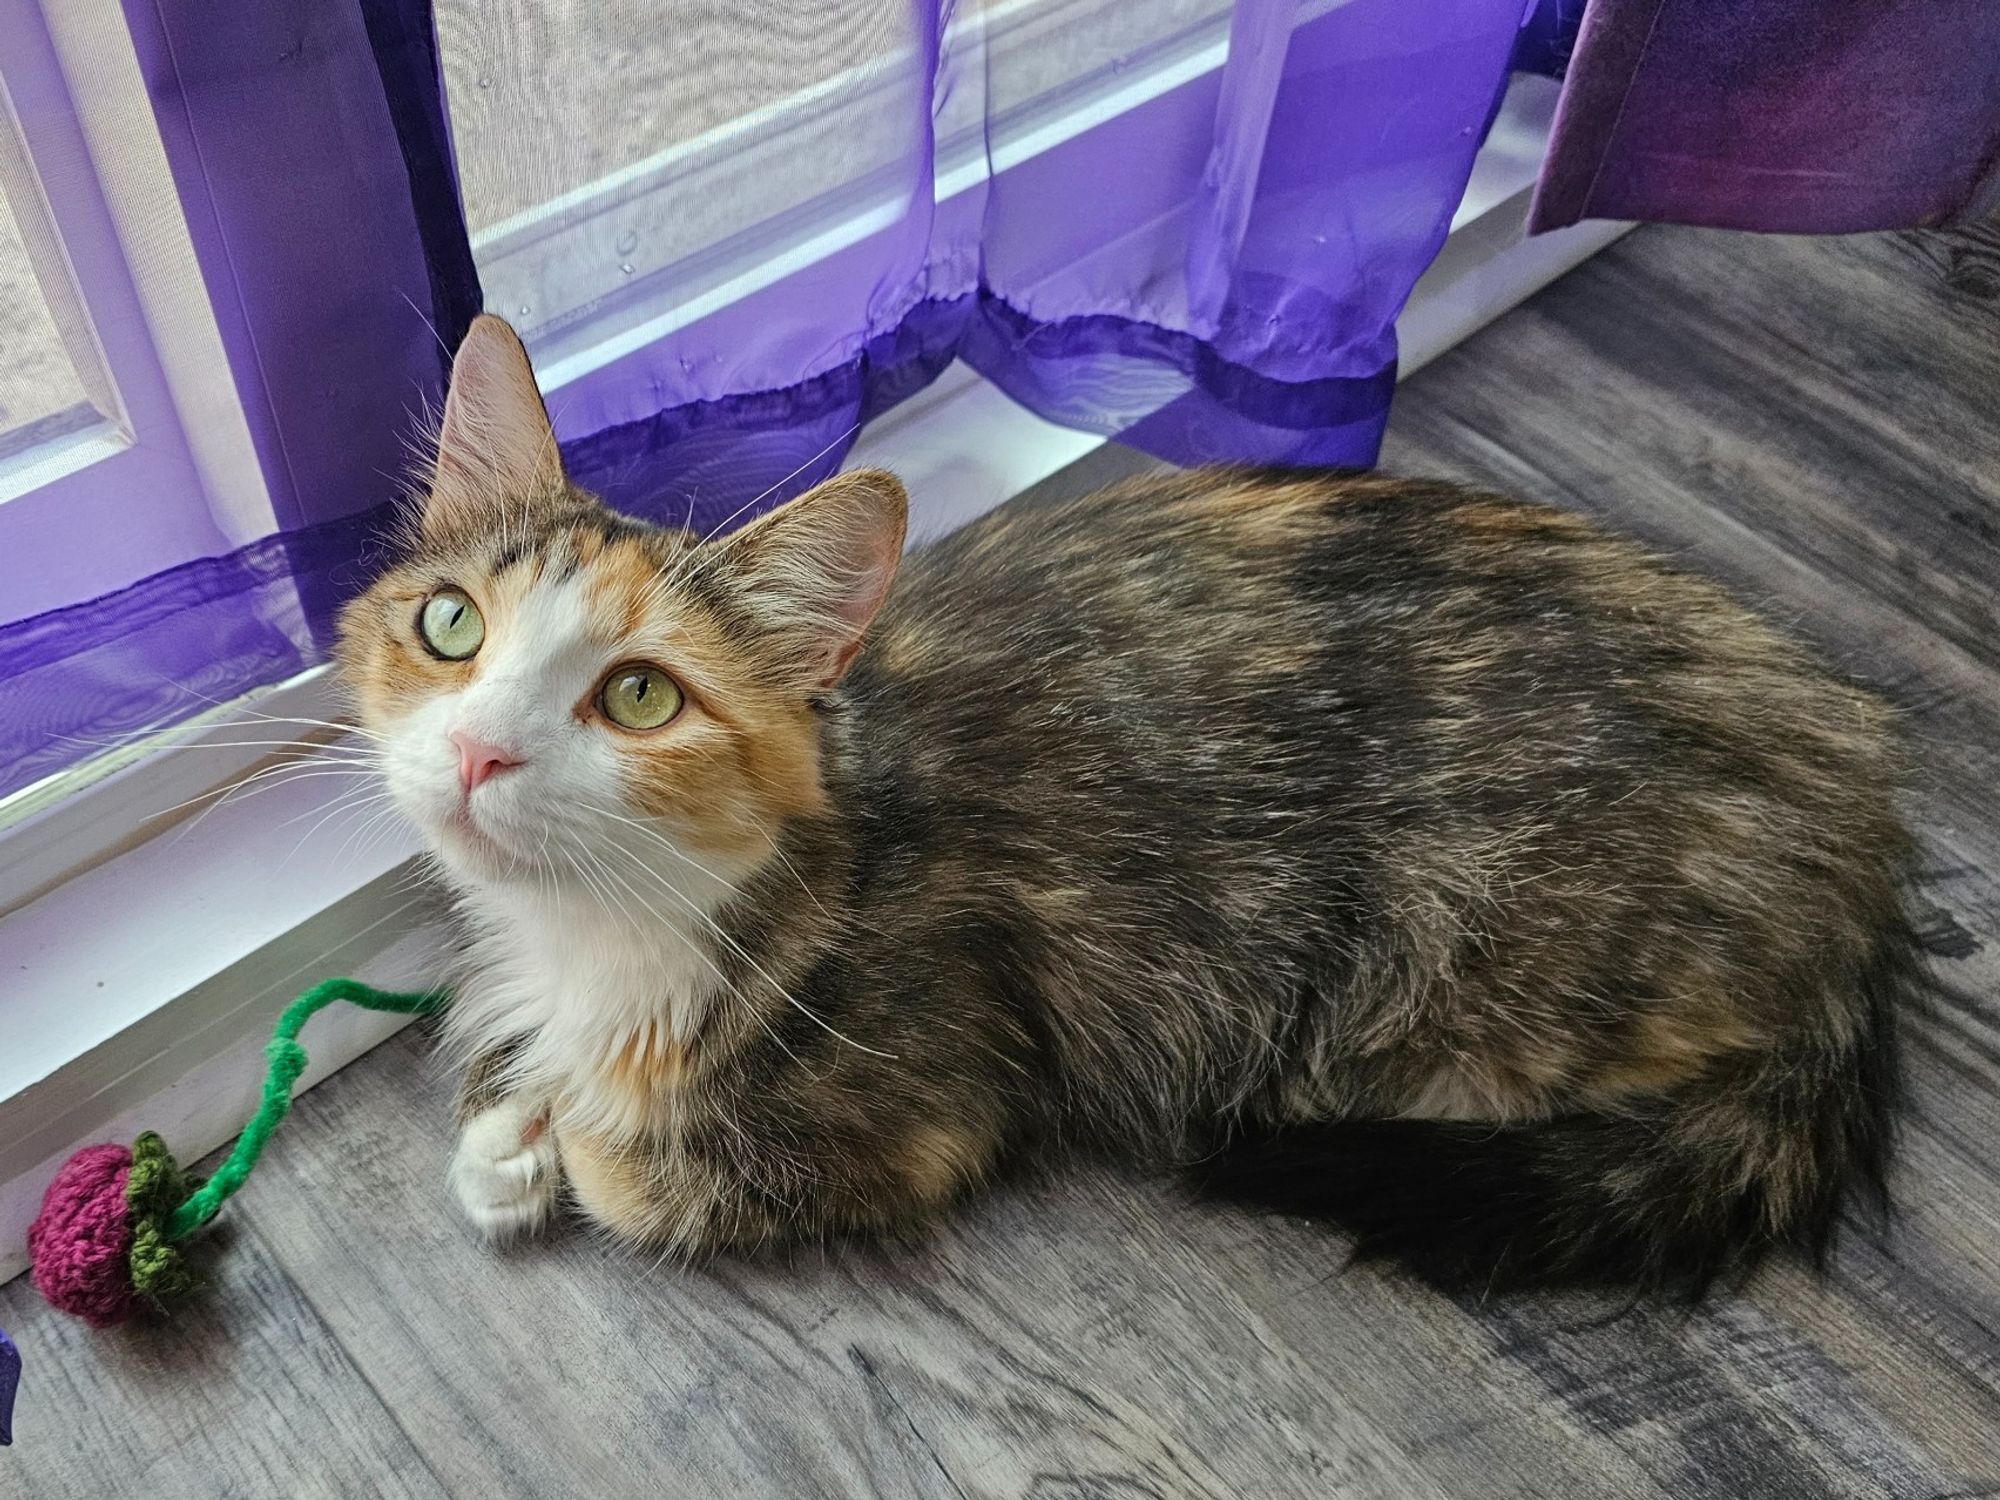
[5, 217, 2000, 1499]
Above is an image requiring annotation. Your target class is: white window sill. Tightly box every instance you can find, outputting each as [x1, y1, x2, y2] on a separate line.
[0, 77, 1626, 1283]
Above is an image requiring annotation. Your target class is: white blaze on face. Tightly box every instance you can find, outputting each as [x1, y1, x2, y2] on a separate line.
[382, 569, 624, 877]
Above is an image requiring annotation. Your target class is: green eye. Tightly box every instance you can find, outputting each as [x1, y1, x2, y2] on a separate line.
[599, 664, 682, 730]
[419, 587, 485, 660]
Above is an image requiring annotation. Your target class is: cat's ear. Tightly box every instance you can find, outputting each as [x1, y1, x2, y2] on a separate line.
[715, 468, 908, 688]
[424, 314, 565, 538]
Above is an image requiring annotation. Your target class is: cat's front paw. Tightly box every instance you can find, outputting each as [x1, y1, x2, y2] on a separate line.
[449, 1098, 558, 1240]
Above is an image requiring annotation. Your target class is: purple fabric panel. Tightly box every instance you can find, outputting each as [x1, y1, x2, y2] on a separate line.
[1530, 0, 2000, 234]
[549, 4, 961, 529]
[962, 293, 1396, 468]
[547, 9, 949, 433]
[1202, 1, 1522, 378]
[558, 0, 1525, 518]
[356, 0, 484, 371]
[0, 0, 459, 800]
[0, 3, 227, 622]
[127, 0, 457, 535]
[4, 0, 1528, 799]
[562, 298, 973, 535]
[1513, 0, 1586, 78]
[0, 505, 395, 801]
[970, 0, 1524, 467]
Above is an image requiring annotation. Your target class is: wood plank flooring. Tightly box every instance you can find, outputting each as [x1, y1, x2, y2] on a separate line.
[4, 215, 1998, 1498]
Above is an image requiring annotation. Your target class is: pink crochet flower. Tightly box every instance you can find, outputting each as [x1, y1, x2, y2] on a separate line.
[27, 1143, 141, 1328]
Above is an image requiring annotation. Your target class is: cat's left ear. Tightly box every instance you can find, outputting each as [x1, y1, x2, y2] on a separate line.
[424, 314, 566, 540]
[715, 469, 908, 688]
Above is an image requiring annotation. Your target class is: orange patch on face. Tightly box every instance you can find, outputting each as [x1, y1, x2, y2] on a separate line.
[336, 568, 478, 723]
[339, 548, 570, 727]
[582, 532, 686, 642]
[606, 590, 830, 857]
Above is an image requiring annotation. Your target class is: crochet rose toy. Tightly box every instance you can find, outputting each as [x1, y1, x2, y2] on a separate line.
[27, 979, 444, 1326]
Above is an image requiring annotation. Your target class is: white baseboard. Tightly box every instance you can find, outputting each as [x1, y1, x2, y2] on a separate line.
[0, 76, 1620, 1291]
[1401, 201, 1630, 379]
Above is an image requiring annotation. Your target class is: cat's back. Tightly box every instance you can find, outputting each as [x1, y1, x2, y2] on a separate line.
[866, 465, 1795, 709]
[850, 464, 1897, 847]
[870, 467, 1446, 690]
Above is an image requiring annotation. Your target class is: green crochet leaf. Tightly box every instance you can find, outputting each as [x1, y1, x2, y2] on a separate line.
[125, 1131, 204, 1304]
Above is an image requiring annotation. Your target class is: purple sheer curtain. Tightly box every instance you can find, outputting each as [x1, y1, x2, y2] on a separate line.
[1513, 0, 1585, 79]
[0, 0, 1533, 801]
[0, 0, 475, 802]
[556, 0, 1531, 534]
[1531, 0, 2000, 233]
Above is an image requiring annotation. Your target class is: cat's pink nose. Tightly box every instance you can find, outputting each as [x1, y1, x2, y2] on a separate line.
[451, 730, 524, 794]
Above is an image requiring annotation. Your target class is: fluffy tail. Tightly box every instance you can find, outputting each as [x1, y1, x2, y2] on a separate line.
[1197, 935, 1917, 1296]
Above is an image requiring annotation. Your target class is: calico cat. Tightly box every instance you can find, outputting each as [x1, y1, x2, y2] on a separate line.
[336, 315, 1920, 1294]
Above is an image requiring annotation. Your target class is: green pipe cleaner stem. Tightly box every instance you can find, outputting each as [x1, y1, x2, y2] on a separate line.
[166, 978, 448, 1240]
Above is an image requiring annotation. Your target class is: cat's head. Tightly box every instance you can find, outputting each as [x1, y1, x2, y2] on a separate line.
[335, 315, 906, 890]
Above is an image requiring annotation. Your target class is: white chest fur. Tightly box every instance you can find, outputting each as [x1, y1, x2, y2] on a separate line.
[442, 859, 745, 1137]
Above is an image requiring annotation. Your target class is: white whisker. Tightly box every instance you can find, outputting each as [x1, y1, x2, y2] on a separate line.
[582, 803, 891, 1060]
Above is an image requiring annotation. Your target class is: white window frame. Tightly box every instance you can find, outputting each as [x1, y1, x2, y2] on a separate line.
[0, 30, 1628, 1279]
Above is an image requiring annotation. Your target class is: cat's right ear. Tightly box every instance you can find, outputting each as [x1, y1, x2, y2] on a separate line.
[423, 314, 566, 540]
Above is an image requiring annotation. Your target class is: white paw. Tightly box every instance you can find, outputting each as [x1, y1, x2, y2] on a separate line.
[449, 1099, 558, 1241]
